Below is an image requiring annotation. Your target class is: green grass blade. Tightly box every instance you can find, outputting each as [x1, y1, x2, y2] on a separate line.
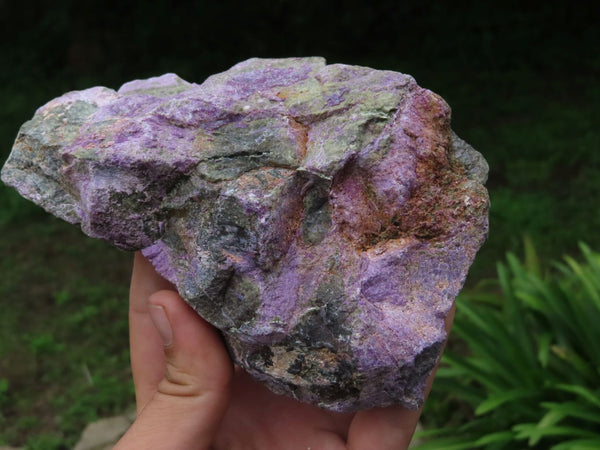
[458, 288, 540, 385]
[475, 389, 538, 415]
[523, 235, 541, 277]
[542, 401, 600, 424]
[579, 243, 600, 282]
[511, 410, 565, 446]
[551, 345, 596, 380]
[442, 351, 506, 392]
[514, 424, 599, 442]
[502, 256, 538, 363]
[515, 290, 545, 311]
[452, 321, 527, 388]
[564, 255, 600, 311]
[496, 261, 513, 300]
[537, 409, 565, 427]
[537, 332, 552, 368]
[473, 431, 515, 446]
[551, 438, 600, 450]
[554, 384, 600, 408]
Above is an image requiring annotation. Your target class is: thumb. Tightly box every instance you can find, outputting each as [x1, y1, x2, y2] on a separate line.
[116, 290, 233, 450]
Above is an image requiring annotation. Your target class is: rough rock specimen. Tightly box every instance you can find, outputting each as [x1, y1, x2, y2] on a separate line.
[1, 57, 489, 412]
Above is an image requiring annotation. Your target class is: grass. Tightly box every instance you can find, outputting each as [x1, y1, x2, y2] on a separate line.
[0, 213, 133, 448]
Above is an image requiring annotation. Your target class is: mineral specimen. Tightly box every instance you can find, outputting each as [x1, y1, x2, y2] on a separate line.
[1, 57, 489, 412]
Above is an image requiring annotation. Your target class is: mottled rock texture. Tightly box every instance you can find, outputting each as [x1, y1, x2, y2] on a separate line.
[1, 57, 489, 412]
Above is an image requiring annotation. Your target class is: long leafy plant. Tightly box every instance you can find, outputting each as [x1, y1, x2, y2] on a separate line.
[415, 241, 600, 449]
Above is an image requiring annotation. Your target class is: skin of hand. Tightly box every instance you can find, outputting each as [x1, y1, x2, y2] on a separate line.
[115, 252, 455, 450]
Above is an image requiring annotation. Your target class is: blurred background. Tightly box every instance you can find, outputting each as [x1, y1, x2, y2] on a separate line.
[1, 1, 598, 448]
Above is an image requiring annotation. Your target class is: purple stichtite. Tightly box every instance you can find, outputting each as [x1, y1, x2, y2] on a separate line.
[1, 58, 489, 412]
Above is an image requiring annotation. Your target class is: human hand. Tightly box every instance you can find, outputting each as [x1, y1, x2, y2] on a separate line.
[116, 252, 454, 450]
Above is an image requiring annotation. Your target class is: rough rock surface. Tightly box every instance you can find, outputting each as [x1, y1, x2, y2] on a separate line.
[1, 57, 489, 412]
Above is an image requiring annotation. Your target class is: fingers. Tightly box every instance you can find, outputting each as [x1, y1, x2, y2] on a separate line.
[129, 252, 176, 413]
[117, 289, 234, 449]
[347, 304, 456, 450]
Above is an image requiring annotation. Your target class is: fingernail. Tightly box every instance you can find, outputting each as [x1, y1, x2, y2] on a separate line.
[149, 305, 173, 347]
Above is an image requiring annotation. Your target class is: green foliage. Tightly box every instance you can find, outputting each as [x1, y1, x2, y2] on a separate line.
[418, 243, 600, 449]
[0, 378, 8, 409]
[27, 333, 66, 357]
[25, 433, 64, 450]
[0, 218, 133, 447]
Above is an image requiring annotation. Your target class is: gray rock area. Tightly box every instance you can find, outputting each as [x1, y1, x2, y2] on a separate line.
[73, 414, 133, 450]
